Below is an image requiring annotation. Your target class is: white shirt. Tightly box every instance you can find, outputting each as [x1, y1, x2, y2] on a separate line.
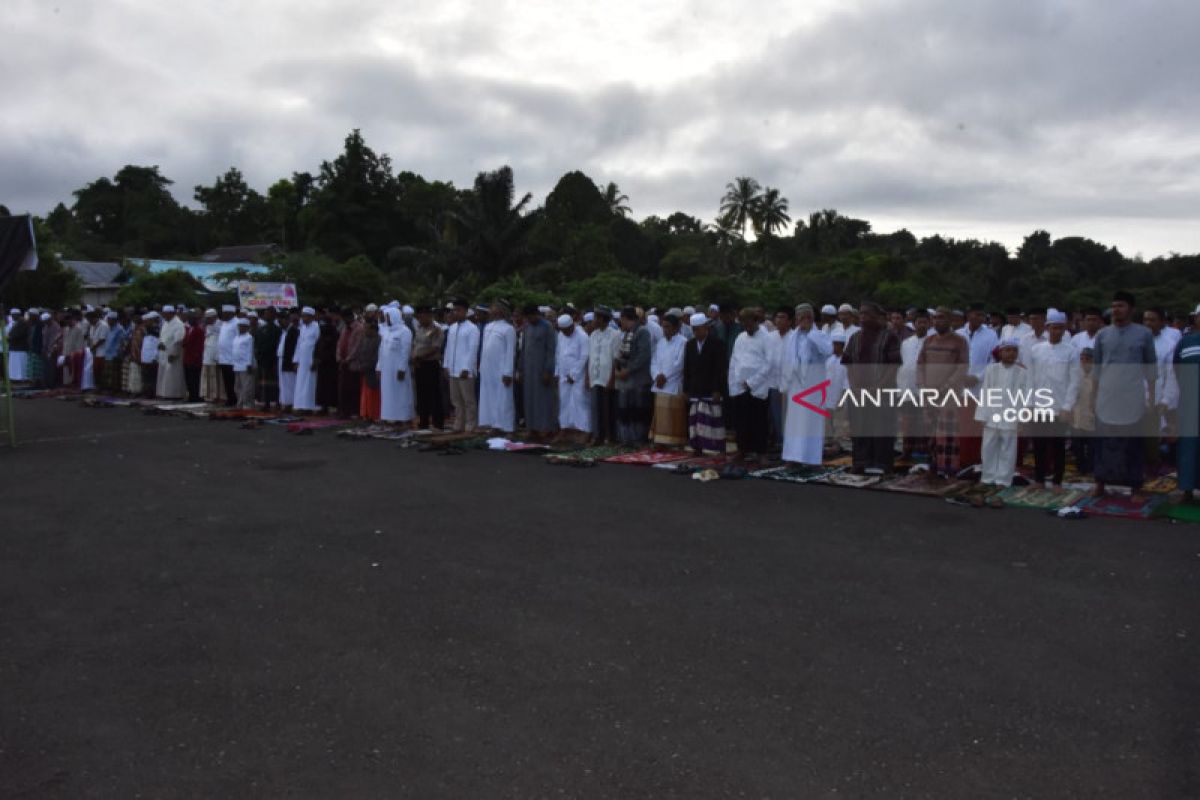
[587, 326, 622, 388]
[88, 320, 110, 349]
[217, 317, 239, 365]
[650, 333, 686, 395]
[443, 320, 481, 377]
[1071, 330, 1098, 352]
[897, 331, 928, 392]
[961, 323, 999, 380]
[1018, 328, 1048, 368]
[1029, 338, 1081, 412]
[727, 327, 773, 399]
[232, 331, 255, 371]
[1002, 322, 1032, 341]
[554, 327, 589, 383]
[764, 329, 789, 391]
[140, 333, 160, 364]
[1153, 330, 1179, 410]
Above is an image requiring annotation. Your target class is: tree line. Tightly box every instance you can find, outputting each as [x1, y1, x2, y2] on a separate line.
[4, 129, 1198, 314]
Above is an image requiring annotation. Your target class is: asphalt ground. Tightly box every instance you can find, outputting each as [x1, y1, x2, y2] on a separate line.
[1, 399, 1198, 798]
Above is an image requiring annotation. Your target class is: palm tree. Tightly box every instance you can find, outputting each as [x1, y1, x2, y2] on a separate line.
[603, 182, 631, 217]
[752, 187, 791, 237]
[450, 166, 537, 282]
[719, 177, 762, 239]
[707, 212, 741, 269]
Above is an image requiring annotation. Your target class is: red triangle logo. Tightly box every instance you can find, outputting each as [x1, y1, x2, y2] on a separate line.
[791, 379, 832, 418]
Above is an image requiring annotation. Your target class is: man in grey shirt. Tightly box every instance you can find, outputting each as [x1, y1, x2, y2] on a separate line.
[1091, 290, 1157, 496]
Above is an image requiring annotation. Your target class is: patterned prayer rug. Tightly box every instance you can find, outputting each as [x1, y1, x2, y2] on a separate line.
[602, 449, 692, 466]
[1078, 493, 1166, 520]
[996, 485, 1090, 510]
[749, 464, 842, 484]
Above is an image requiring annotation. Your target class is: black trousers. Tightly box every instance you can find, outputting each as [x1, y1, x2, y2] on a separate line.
[338, 366, 361, 417]
[732, 393, 769, 455]
[415, 361, 445, 429]
[140, 364, 157, 398]
[184, 365, 201, 402]
[590, 385, 616, 443]
[220, 364, 236, 406]
[1032, 421, 1067, 484]
[848, 404, 896, 472]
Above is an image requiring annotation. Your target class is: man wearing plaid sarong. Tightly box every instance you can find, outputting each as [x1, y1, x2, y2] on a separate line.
[919, 306, 969, 480]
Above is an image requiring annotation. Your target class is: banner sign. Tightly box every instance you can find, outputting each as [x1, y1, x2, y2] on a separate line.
[237, 281, 298, 309]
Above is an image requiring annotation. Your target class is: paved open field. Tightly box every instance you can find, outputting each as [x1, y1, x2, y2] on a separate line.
[1, 399, 1198, 798]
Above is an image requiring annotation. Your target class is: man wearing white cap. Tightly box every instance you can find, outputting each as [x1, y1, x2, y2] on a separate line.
[231, 317, 256, 408]
[1028, 309, 1081, 487]
[478, 300, 516, 433]
[586, 306, 621, 444]
[155, 304, 186, 399]
[200, 309, 224, 403]
[138, 312, 161, 398]
[682, 312, 728, 454]
[780, 304, 833, 465]
[292, 307, 320, 412]
[217, 305, 239, 405]
[443, 298, 480, 432]
[85, 308, 109, 390]
[819, 305, 839, 336]
[727, 308, 774, 462]
[554, 313, 591, 442]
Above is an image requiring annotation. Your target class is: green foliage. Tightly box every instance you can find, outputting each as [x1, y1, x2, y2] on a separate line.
[21, 139, 1200, 315]
[115, 268, 204, 309]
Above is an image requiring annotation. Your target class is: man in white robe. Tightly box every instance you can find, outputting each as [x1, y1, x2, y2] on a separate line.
[554, 314, 591, 442]
[155, 304, 187, 399]
[217, 305, 239, 406]
[292, 307, 320, 412]
[478, 302, 517, 432]
[781, 304, 833, 464]
[376, 306, 414, 423]
[200, 309, 224, 402]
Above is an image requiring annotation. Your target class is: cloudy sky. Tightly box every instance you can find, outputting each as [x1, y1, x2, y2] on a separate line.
[5, 0, 1199, 257]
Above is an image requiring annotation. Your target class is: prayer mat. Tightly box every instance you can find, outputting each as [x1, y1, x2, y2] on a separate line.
[504, 441, 550, 452]
[262, 416, 304, 425]
[208, 409, 279, 421]
[285, 418, 351, 433]
[1142, 473, 1179, 494]
[943, 481, 1002, 500]
[1157, 501, 1200, 524]
[652, 454, 734, 471]
[749, 464, 841, 484]
[545, 444, 629, 463]
[80, 396, 125, 408]
[1078, 493, 1166, 520]
[419, 430, 482, 444]
[602, 449, 691, 466]
[816, 472, 884, 489]
[996, 485, 1090, 510]
[337, 424, 412, 441]
[823, 454, 853, 468]
[876, 472, 968, 497]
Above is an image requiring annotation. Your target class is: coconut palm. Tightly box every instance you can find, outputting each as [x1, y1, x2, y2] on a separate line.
[602, 182, 631, 217]
[752, 187, 791, 237]
[719, 176, 762, 239]
[450, 166, 537, 282]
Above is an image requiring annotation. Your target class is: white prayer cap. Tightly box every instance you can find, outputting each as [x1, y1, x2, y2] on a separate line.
[689, 312, 710, 328]
[467, 308, 476, 318]
[583, 311, 595, 323]
[236, 316, 251, 326]
[683, 306, 696, 315]
[556, 313, 573, 329]
[8, 308, 19, 315]
[161, 304, 175, 313]
[838, 303, 854, 313]
[831, 332, 847, 344]
[365, 303, 379, 312]
[246, 311, 258, 318]
[40, 312, 51, 321]
[666, 307, 683, 318]
[999, 337, 1021, 349]
[143, 311, 159, 320]
[538, 305, 552, 315]
[927, 308, 936, 315]
[1046, 308, 1068, 325]
[402, 304, 414, 315]
[386, 300, 400, 309]
[708, 303, 719, 312]
[821, 304, 837, 316]
[647, 314, 659, 324]
[221, 304, 236, 313]
[301, 306, 316, 315]
[84, 304, 94, 312]
[105, 311, 118, 320]
[204, 308, 217, 317]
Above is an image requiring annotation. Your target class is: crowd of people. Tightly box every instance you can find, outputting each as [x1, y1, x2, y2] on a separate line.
[5, 291, 1200, 502]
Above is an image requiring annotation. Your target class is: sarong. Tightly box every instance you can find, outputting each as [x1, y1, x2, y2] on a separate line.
[650, 392, 687, 447]
[1093, 417, 1147, 489]
[616, 386, 651, 444]
[687, 398, 726, 454]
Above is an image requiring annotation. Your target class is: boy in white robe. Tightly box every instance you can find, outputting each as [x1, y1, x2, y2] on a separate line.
[554, 314, 591, 442]
[975, 339, 1029, 487]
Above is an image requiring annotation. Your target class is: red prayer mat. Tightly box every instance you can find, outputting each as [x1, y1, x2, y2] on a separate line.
[1079, 493, 1165, 520]
[602, 449, 691, 466]
[285, 418, 350, 433]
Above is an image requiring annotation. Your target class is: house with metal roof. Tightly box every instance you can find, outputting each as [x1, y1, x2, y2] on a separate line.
[62, 260, 124, 307]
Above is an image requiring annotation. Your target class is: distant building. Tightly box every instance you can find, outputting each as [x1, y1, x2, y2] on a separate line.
[63, 260, 123, 307]
[201, 244, 282, 264]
